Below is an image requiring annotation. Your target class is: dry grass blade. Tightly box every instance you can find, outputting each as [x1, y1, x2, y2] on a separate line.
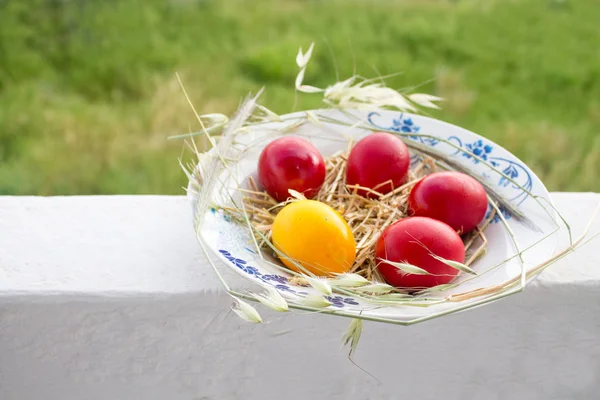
[342, 318, 363, 357]
[378, 259, 430, 275]
[232, 299, 263, 324]
[429, 254, 477, 275]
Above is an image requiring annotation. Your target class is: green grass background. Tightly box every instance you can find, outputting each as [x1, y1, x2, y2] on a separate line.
[1, 0, 598, 195]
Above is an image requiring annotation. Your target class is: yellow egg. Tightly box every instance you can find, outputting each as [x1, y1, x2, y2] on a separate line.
[271, 200, 356, 277]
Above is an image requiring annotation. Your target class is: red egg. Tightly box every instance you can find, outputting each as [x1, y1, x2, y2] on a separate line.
[258, 136, 326, 202]
[375, 217, 465, 289]
[408, 171, 488, 234]
[346, 132, 410, 198]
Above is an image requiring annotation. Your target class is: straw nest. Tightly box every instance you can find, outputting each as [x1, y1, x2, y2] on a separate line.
[240, 144, 493, 286]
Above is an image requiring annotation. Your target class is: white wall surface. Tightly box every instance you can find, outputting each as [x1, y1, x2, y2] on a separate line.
[1, 194, 599, 400]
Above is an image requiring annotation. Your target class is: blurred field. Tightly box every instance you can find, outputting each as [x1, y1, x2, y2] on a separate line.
[0, 0, 598, 195]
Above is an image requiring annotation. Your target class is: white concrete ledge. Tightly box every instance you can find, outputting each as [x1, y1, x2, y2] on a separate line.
[1, 194, 599, 400]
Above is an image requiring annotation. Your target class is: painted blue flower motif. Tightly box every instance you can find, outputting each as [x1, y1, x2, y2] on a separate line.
[421, 137, 439, 146]
[326, 295, 360, 308]
[275, 284, 293, 292]
[219, 249, 247, 269]
[463, 139, 493, 163]
[219, 249, 261, 275]
[499, 164, 519, 187]
[393, 116, 421, 133]
[274, 284, 308, 296]
[384, 113, 440, 146]
[486, 204, 512, 223]
[262, 274, 289, 284]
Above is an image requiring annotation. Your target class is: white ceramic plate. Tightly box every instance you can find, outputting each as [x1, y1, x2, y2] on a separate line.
[190, 109, 560, 323]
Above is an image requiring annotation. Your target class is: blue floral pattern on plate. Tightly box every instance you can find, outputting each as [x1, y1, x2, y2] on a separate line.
[486, 204, 512, 224]
[368, 111, 533, 221]
[262, 274, 289, 284]
[218, 249, 310, 298]
[274, 284, 308, 296]
[326, 295, 360, 308]
[458, 139, 496, 165]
